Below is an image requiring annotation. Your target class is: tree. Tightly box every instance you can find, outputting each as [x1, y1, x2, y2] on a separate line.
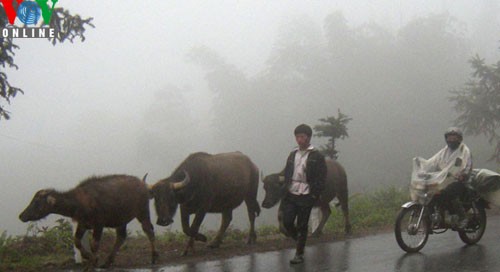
[187, 46, 255, 148]
[450, 54, 500, 162]
[0, 6, 94, 120]
[313, 109, 352, 159]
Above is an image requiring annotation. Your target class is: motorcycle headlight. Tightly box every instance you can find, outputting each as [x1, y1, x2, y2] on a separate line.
[410, 189, 431, 205]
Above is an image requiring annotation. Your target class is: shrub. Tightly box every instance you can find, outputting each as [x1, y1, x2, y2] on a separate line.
[325, 186, 409, 234]
[224, 227, 246, 241]
[157, 230, 187, 243]
[0, 219, 74, 271]
[256, 225, 279, 237]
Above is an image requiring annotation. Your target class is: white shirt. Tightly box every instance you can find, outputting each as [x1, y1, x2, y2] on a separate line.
[289, 145, 315, 195]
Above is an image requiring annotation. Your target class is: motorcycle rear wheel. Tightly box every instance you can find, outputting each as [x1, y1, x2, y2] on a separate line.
[395, 205, 429, 253]
[458, 205, 486, 245]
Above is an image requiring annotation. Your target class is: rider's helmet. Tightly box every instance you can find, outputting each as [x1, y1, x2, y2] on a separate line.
[444, 127, 463, 150]
[444, 127, 463, 139]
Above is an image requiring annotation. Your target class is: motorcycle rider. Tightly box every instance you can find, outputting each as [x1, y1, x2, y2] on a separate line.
[426, 127, 473, 229]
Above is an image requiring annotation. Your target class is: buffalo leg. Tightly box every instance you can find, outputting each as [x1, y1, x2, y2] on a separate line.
[138, 216, 158, 264]
[208, 210, 232, 248]
[337, 192, 351, 234]
[181, 209, 207, 242]
[277, 201, 290, 237]
[311, 203, 331, 237]
[245, 198, 259, 245]
[180, 208, 191, 238]
[90, 227, 103, 267]
[182, 210, 207, 256]
[101, 226, 126, 268]
[74, 225, 93, 264]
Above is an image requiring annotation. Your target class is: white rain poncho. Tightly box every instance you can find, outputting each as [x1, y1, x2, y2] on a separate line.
[411, 143, 472, 196]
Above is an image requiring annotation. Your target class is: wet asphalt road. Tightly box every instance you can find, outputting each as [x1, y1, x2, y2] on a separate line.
[86, 215, 500, 272]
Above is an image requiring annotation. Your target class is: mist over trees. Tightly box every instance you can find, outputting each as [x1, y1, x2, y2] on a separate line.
[173, 11, 491, 192]
[451, 55, 500, 162]
[137, 84, 201, 173]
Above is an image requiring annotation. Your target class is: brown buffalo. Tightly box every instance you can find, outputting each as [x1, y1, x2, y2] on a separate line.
[151, 152, 261, 255]
[19, 175, 158, 270]
[262, 159, 351, 236]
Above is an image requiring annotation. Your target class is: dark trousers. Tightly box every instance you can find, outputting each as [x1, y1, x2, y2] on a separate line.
[441, 181, 467, 215]
[282, 193, 314, 255]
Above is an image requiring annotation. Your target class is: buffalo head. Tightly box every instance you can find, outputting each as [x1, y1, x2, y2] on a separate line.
[19, 189, 57, 222]
[151, 171, 190, 226]
[261, 173, 286, 209]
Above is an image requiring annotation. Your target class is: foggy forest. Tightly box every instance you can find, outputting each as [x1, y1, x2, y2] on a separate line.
[1, 1, 500, 236]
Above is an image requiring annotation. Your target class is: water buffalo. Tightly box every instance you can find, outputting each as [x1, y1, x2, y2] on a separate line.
[19, 175, 158, 270]
[262, 159, 351, 236]
[151, 151, 261, 255]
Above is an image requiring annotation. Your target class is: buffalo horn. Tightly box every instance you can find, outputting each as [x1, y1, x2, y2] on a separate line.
[171, 170, 190, 190]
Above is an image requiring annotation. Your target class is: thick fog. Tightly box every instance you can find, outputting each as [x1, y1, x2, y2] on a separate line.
[1, 1, 499, 236]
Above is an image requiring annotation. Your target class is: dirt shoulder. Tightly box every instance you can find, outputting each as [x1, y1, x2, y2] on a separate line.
[54, 227, 391, 271]
[26, 210, 500, 271]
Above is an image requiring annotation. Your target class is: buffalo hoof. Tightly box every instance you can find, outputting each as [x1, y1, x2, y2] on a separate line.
[83, 263, 95, 272]
[310, 230, 322, 238]
[345, 225, 352, 236]
[182, 246, 194, 256]
[87, 256, 98, 267]
[247, 233, 257, 245]
[279, 224, 290, 237]
[152, 251, 159, 264]
[100, 263, 111, 269]
[100, 259, 114, 269]
[207, 240, 221, 248]
[195, 233, 207, 242]
[182, 239, 195, 256]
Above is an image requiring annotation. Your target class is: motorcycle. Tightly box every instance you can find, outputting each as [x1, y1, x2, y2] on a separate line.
[394, 157, 489, 253]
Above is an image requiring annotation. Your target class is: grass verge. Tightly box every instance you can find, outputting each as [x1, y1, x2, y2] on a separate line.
[1, 186, 409, 271]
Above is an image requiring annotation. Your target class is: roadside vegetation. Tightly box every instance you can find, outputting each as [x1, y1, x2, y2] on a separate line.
[326, 186, 409, 235]
[1, 186, 409, 271]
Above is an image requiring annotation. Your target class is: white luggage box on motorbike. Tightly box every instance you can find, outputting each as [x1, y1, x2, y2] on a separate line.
[469, 169, 500, 207]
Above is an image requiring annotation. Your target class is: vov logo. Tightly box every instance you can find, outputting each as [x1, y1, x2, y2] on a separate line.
[1, 0, 58, 26]
[1, 0, 59, 38]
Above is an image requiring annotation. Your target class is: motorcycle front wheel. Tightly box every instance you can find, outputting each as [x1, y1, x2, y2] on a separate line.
[458, 205, 486, 245]
[395, 205, 429, 253]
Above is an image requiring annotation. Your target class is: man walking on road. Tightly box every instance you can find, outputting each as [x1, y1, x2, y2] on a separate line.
[281, 124, 327, 264]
